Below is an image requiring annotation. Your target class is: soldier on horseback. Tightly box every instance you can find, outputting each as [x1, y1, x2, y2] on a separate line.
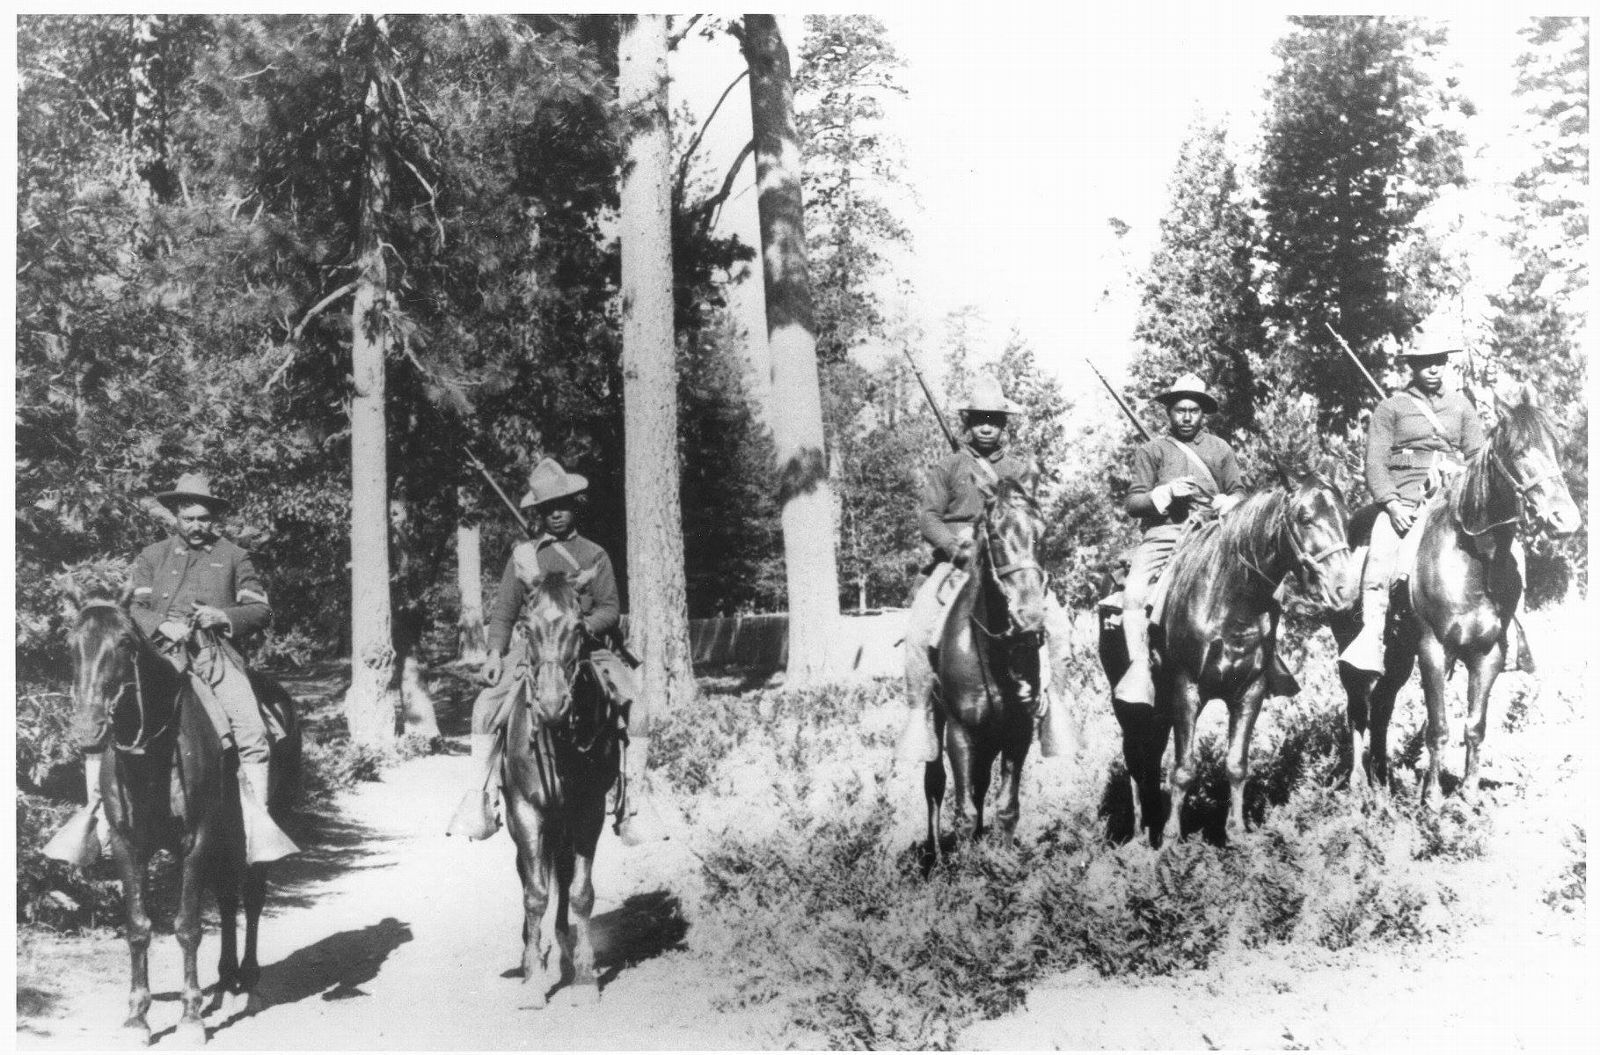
[448, 458, 669, 846]
[1114, 373, 1246, 707]
[49, 473, 299, 866]
[1340, 332, 1486, 674]
[897, 374, 1072, 763]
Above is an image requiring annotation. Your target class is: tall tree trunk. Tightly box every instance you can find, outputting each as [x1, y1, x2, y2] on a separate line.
[344, 31, 401, 747]
[456, 494, 487, 665]
[618, 15, 697, 714]
[742, 14, 843, 684]
[390, 495, 440, 739]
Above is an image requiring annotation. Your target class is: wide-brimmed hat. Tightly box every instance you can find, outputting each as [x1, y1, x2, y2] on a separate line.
[1152, 372, 1219, 414]
[1399, 327, 1465, 360]
[156, 472, 232, 514]
[518, 457, 589, 510]
[959, 374, 1023, 416]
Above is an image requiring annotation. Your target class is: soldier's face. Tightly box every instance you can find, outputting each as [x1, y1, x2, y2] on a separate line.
[965, 412, 1008, 451]
[1409, 355, 1448, 393]
[1166, 399, 1205, 441]
[175, 503, 218, 547]
[541, 500, 577, 537]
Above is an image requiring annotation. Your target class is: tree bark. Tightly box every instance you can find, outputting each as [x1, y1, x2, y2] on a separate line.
[742, 14, 843, 683]
[456, 496, 487, 665]
[344, 27, 401, 747]
[618, 14, 697, 716]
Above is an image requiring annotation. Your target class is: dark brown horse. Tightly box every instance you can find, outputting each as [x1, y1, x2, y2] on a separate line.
[67, 596, 298, 1045]
[1333, 386, 1580, 806]
[500, 571, 620, 1008]
[925, 476, 1050, 857]
[1123, 478, 1358, 845]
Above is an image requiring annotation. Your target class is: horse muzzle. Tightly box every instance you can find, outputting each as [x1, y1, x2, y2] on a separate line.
[1533, 497, 1582, 539]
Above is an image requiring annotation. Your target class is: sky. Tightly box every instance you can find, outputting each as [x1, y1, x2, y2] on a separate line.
[668, 9, 1542, 421]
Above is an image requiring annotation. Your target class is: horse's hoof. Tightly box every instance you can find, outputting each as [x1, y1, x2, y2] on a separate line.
[172, 1019, 209, 1048]
[567, 981, 600, 1007]
[517, 986, 548, 1011]
[120, 1021, 153, 1048]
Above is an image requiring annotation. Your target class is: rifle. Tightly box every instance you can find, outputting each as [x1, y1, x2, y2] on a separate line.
[1085, 359, 1153, 442]
[463, 446, 534, 537]
[1324, 322, 1386, 401]
[900, 346, 961, 452]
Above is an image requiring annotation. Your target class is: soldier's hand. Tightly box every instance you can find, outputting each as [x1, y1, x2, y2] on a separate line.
[1168, 476, 1202, 500]
[189, 604, 228, 630]
[952, 539, 975, 569]
[481, 654, 504, 686]
[159, 620, 190, 644]
[1386, 499, 1416, 534]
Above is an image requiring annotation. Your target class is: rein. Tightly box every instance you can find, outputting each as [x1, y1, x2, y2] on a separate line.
[1457, 438, 1562, 538]
[968, 506, 1045, 644]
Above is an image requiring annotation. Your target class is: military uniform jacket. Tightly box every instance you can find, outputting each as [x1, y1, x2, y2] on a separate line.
[486, 533, 621, 655]
[131, 536, 271, 644]
[917, 445, 1031, 560]
[1126, 431, 1245, 534]
[1365, 385, 1485, 506]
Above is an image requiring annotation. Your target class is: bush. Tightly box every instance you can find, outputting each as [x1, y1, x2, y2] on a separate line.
[298, 735, 388, 809]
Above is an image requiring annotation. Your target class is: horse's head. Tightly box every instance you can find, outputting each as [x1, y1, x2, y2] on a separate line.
[977, 476, 1050, 636]
[1283, 474, 1359, 611]
[521, 572, 587, 727]
[1491, 385, 1580, 538]
[64, 591, 142, 752]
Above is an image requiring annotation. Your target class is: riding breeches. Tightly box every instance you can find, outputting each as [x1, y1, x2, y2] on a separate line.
[1122, 524, 1184, 613]
[469, 643, 640, 739]
[1359, 506, 1406, 597]
[163, 645, 271, 765]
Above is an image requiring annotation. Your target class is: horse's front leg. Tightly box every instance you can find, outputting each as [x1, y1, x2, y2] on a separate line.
[1340, 664, 1375, 797]
[1223, 675, 1268, 842]
[172, 841, 209, 1046]
[1460, 640, 1506, 805]
[237, 866, 268, 1010]
[509, 804, 555, 1009]
[1415, 629, 1452, 809]
[923, 752, 947, 865]
[566, 793, 607, 1005]
[110, 834, 154, 1046]
[994, 737, 1027, 841]
[945, 725, 975, 842]
[1161, 673, 1202, 847]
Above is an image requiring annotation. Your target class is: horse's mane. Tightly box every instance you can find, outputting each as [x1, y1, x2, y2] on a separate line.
[1162, 490, 1290, 606]
[526, 572, 580, 622]
[1454, 401, 1559, 535]
[988, 476, 1042, 520]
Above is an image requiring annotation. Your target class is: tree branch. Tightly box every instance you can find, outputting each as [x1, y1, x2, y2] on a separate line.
[675, 67, 750, 209]
[667, 15, 703, 49]
[268, 281, 359, 389]
[706, 139, 756, 230]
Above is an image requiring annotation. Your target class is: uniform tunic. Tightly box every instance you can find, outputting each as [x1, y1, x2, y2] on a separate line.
[1364, 385, 1485, 506]
[128, 535, 273, 761]
[917, 446, 1031, 561]
[1123, 430, 1246, 607]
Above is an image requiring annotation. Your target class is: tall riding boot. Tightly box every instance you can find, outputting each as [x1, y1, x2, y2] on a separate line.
[1114, 605, 1156, 706]
[615, 731, 676, 847]
[239, 761, 300, 864]
[43, 753, 106, 866]
[896, 642, 941, 763]
[1036, 634, 1075, 758]
[446, 733, 501, 841]
[1341, 577, 1392, 675]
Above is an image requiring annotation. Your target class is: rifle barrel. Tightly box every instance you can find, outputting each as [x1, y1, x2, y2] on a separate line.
[900, 347, 961, 452]
[1085, 359, 1153, 442]
[464, 447, 533, 537]
[1324, 322, 1386, 401]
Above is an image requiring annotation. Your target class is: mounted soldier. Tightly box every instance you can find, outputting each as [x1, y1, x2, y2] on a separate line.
[1114, 373, 1246, 707]
[896, 374, 1073, 763]
[447, 457, 669, 846]
[48, 472, 299, 866]
[1341, 330, 1486, 673]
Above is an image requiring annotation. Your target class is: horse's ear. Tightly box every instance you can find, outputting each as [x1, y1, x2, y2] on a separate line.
[1020, 458, 1042, 502]
[1518, 381, 1539, 408]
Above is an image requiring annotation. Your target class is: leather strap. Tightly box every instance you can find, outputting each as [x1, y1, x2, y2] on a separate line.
[1401, 391, 1451, 443]
[1162, 435, 1221, 494]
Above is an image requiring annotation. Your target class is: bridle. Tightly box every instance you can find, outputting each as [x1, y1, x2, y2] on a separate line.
[79, 601, 171, 755]
[968, 501, 1047, 644]
[1490, 445, 1566, 536]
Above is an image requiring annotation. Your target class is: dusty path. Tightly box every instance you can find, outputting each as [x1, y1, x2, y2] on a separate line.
[17, 746, 782, 1051]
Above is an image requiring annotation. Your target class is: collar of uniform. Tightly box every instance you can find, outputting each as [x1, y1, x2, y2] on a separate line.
[1166, 427, 1210, 445]
[1404, 383, 1446, 406]
[170, 536, 215, 555]
[964, 442, 1007, 463]
[536, 531, 581, 548]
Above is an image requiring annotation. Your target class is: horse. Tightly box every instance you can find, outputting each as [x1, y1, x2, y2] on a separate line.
[1110, 477, 1358, 846]
[1332, 386, 1580, 807]
[66, 593, 299, 1045]
[500, 570, 620, 1009]
[924, 476, 1051, 858]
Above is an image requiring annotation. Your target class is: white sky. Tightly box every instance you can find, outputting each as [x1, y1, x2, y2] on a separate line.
[669, 9, 1543, 416]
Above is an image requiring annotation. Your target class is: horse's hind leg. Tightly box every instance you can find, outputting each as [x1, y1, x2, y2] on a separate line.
[173, 846, 209, 1045]
[923, 756, 947, 865]
[209, 871, 238, 1014]
[238, 866, 268, 1007]
[1368, 642, 1416, 800]
[566, 797, 607, 1005]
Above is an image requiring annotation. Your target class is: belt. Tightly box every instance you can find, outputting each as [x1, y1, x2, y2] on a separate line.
[1388, 449, 1459, 470]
